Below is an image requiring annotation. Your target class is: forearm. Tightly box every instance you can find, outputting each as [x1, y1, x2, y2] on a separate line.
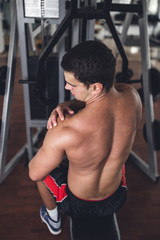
[28, 153, 47, 182]
[28, 148, 58, 182]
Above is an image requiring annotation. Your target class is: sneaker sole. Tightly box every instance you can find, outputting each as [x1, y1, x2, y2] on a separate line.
[40, 214, 61, 235]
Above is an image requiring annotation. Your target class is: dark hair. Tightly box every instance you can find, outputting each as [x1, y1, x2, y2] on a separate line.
[61, 40, 116, 91]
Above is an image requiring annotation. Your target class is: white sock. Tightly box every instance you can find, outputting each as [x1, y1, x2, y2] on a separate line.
[46, 207, 58, 222]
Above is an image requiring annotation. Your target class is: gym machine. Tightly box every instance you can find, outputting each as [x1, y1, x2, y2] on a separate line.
[0, 0, 159, 239]
[0, 1, 5, 54]
[117, 0, 159, 182]
[0, 0, 159, 183]
[0, 0, 42, 183]
[29, 0, 160, 182]
[16, 0, 77, 162]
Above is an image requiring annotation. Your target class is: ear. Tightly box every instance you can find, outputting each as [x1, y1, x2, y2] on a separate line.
[92, 83, 103, 94]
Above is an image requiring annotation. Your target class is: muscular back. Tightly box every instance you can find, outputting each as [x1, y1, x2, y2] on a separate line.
[54, 84, 141, 200]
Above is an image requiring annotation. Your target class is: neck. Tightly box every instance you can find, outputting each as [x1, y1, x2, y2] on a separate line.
[86, 87, 116, 106]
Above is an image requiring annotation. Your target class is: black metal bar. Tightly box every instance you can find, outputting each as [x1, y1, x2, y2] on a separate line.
[73, 5, 142, 20]
[103, 0, 128, 72]
[36, 0, 78, 104]
[38, 0, 77, 64]
[36, 13, 73, 90]
[66, 1, 143, 13]
[19, 80, 36, 84]
[74, 8, 104, 19]
[109, 3, 142, 13]
[81, 18, 87, 41]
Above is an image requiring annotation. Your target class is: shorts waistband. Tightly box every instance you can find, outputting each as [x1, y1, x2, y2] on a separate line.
[66, 184, 126, 204]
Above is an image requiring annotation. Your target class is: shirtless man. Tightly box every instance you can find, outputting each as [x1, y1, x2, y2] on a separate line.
[29, 40, 142, 235]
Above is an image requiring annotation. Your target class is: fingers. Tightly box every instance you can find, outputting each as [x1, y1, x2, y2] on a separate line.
[47, 110, 58, 129]
[47, 117, 54, 129]
[65, 107, 74, 115]
[47, 106, 75, 129]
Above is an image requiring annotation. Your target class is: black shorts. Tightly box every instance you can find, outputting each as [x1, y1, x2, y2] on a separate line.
[43, 165, 127, 219]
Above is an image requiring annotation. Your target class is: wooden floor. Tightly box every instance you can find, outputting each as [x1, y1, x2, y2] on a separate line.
[0, 54, 160, 239]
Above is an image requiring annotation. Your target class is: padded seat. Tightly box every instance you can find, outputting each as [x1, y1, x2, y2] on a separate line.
[70, 213, 121, 240]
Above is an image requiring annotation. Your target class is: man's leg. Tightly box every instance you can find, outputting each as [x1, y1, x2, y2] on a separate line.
[37, 181, 61, 235]
[37, 181, 56, 210]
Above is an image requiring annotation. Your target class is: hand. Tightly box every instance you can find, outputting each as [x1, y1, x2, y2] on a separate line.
[47, 103, 74, 129]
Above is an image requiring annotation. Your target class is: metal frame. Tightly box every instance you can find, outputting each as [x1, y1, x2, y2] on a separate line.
[0, 4, 5, 53]
[1, 0, 158, 183]
[0, 0, 20, 183]
[0, 0, 44, 183]
[16, 0, 67, 161]
[131, 0, 159, 181]
[120, 0, 159, 181]
[36, 0, 131, 93]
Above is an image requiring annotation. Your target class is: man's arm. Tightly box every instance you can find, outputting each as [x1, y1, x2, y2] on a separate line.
[47, 99, 85, 129]
[29, 127, 65, 181]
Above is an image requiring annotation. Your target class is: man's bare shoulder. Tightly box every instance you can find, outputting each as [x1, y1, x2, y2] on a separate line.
[47, 114, 80, 146]
[115, 83, 142, 126]
[115, 83, 141, 104]
[115, 83, 137, 94]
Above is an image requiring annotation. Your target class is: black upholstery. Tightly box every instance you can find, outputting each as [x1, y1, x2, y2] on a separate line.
[70, 213, 121, 240]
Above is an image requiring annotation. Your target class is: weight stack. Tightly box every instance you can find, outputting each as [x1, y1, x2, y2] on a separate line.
[28, 55, 59, 120]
